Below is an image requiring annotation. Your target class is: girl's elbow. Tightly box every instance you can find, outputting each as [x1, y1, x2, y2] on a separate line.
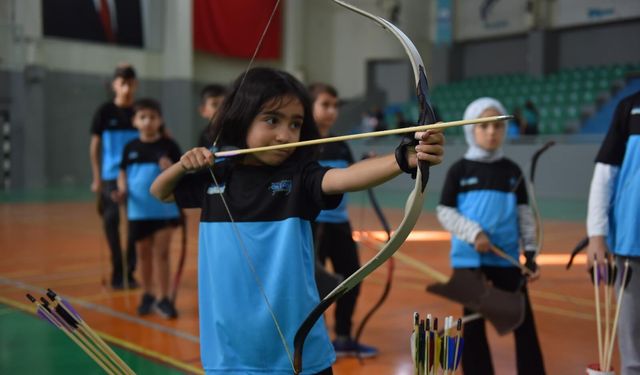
[155, 192, 174, 203]
[149, 185, 165, 201]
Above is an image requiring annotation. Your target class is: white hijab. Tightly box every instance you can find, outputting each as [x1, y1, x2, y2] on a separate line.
[463, 97, 507, 162]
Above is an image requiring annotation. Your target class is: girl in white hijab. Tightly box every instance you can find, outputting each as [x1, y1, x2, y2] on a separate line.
[462, 97, 507, 162]
[436, 97, 546, 375]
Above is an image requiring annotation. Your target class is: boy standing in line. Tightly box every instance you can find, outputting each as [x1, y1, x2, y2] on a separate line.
[89, 64, 139, 289]
[116, 99, 182, 318]
[309, 82, 379, 358]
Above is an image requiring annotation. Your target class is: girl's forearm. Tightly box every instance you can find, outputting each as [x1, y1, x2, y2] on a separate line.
[322, 154, 402, 194]
[117, 170, 126, 193]
[150, 162, 187, 202]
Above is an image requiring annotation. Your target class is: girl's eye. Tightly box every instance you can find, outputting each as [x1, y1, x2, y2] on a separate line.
[290, 122, 302, 130]
[264, 116, 277, 125]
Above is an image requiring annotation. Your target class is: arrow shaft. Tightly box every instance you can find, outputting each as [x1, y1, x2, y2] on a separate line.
[216, 115, 512, 157]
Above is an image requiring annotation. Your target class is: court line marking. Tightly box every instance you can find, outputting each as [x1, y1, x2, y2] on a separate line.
[0, 276, 199, 343]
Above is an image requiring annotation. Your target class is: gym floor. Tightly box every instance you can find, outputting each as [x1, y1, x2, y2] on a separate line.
[0, 198, 607, 374]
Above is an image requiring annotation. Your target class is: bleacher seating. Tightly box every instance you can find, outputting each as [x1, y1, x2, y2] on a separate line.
[386, 63, 640, 136]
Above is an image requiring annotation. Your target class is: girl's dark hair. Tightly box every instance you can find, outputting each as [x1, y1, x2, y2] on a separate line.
[211, 67, 319, 162]
[307, 82, 338, 102]
[133, 98, 162, 116]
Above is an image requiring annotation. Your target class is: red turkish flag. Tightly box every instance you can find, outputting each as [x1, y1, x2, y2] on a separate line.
[193, 0, 282, 59]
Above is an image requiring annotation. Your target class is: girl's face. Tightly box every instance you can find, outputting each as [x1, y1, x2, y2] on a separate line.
[312, 92, 338, 137]
[133, 108, 163, 141]
[473, 107, 505, 151]
[244, 96, 304, 166]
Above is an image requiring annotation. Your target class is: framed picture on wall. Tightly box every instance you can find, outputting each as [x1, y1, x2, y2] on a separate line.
[42, 0, 144, 48]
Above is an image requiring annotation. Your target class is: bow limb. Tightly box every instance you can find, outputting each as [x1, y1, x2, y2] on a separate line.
[293, 1, 437, 373]
[525, 141, 555, 257]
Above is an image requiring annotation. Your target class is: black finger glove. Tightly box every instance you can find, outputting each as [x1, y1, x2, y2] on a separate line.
[524, 251, 538, 274]
[395, 135, 418, 179]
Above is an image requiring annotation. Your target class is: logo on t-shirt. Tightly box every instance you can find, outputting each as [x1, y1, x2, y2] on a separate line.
[460, 177, 479, 186]
[269, 180, 292, 195]
[128, 151, 139, 160]
[207, 183, 226, 195]
[109, 118, 119, 127]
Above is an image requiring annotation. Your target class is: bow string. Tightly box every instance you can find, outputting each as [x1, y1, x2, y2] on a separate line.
[205, 0, 296, 370]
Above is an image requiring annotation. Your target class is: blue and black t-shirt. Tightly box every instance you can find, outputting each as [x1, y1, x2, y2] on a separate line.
[120, 138, 181, 221]
[91, 102, 139, 180]
[173, 159, 341, 374]
[440, 158, 528, 268]
[315, 139, 354, 223]
[595, 91, 640, 257]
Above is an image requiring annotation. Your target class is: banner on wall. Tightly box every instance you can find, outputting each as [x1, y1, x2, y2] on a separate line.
[455, 0, 529, 41]
[193, 0, 281, 59]
[552, 0, 640, 28]
[435, 0, 453, 45]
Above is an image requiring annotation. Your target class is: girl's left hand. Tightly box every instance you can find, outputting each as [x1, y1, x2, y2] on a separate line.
[408, 130, 445, 167]
[526, 268, 541, 282]
[180, 147, 215, 171]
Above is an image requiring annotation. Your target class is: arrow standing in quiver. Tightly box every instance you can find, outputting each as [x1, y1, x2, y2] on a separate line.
[434, 98, 546, 375]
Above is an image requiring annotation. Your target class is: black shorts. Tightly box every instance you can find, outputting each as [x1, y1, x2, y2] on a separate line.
[129, 218, 180, 242]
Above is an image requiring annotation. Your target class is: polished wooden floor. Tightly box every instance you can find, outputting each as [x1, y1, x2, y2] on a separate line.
[0, 201, 613, 374]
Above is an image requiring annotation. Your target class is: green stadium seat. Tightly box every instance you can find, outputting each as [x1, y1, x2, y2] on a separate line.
[567, 91, 580, 104]
[569, 80, 583, 91]
[584, 80, 596, 90]
[596, 78, 611, 91]
[565, 105, 580, 120]
[503, 97, 515, 110]
[582, 90, 597, 105]
[554, 93, 567, 105]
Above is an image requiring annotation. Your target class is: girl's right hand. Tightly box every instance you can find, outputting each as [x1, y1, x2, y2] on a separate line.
[179, 147, 215, 172]
[474, 232, 491, 253]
